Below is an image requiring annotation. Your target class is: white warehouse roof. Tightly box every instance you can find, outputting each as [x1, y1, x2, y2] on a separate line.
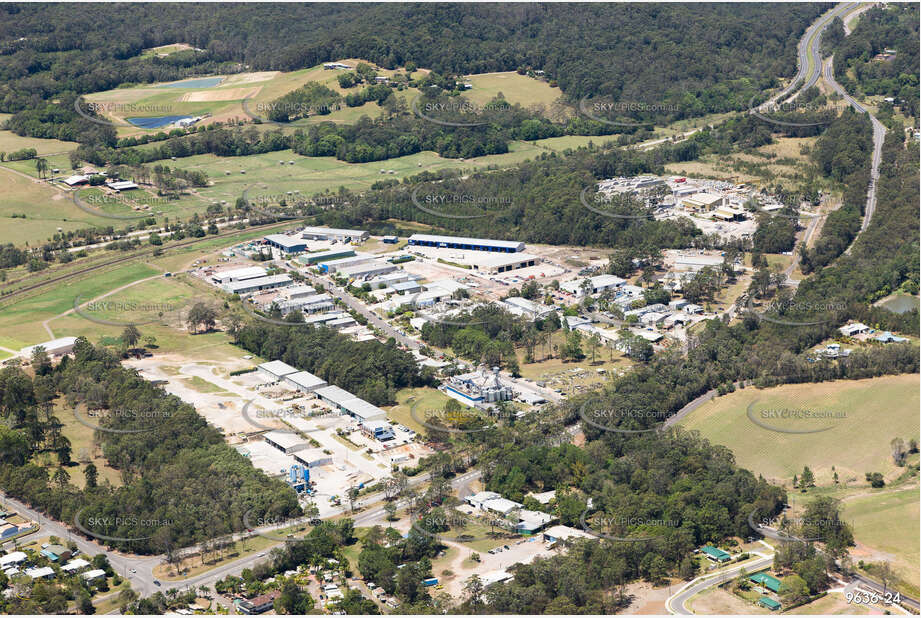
[258, 360, 299, 377]
[408, 233, 524, 251]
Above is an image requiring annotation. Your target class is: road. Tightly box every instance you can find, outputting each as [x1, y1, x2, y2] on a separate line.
[666, 555, 774, 614]
[293, 266, 421, 350]
[821, 55, 887, 236]
[2, 467, 482, 605]
[768, 2, 857, 105]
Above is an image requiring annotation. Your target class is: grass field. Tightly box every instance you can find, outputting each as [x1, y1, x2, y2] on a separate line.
[0, 168, 120, 245]
[0, 126, 76, 157]
[841, 487, 920, 591]
[678, 375, 920, 486]
[460, 72, 561, 112]
[384, 387, 458, 434]
[47, 402, 123, 489]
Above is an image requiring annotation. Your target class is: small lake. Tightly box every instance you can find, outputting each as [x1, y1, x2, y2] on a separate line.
[156, 77, 224, 89]
[126, 115, 194, 129]
[875, 294, 920, 315]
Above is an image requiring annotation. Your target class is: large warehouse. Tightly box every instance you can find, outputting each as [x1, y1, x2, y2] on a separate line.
[264, 234, 308, 254]
[297, 248, 356, 265]
[318, 254, 376, 273]
[407, 233, 524, 253]
[474, 252, 539, 274]
[221, 274, 292, 296]
[211, 266, 267, 284]
[301, 226, 369, 243]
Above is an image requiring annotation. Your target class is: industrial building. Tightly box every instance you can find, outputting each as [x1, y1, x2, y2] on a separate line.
[673, 254, 724, 272]
[681, 193, 725, 213]
[264, 234, 308, 254]
[211, 266, 268, 284]
[283, 370, 328, 393]
[319, 254, 376, 273]
[301, 226, 369, 243]
[264, 430, 310, 454]
[445, 367, 513, 405]
[21, 336, 78, 358]
[502, 297, 553, 320]
[561, 274, 625, 297]
[337, 260, 398, 280]
[361, 419, 396, 442]
[314, 385, 387, 421]
[257, 360, 299, 382]
[294, 448, 333, 468]
[276, 293, 335, 314]
[222, 274, 292, 296]
[475, 252, 539, 274]
[408, 233, 524, 253]
[297, 248, 355, 265]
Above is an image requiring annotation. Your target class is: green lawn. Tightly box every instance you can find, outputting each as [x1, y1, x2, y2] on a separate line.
[460, 72, 562, 111]
[382, 387, 459, 435]
[841, 487, 920, 593]
[678, 375, 920, 486]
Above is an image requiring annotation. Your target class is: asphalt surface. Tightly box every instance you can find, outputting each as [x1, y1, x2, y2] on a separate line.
[293, 265, 421, 350]
[666, 555, 774, 615]
[822, 55, 887, 235]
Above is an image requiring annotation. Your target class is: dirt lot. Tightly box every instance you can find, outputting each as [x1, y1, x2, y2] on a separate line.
[180, 86, 261, 102]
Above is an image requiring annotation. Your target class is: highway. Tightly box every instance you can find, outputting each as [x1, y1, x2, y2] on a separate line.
[821, 55, 887, 235]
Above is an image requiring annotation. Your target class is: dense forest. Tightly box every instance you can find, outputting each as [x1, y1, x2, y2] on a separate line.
[0, 339, 299, 554]
[832, 3, 920, 120]
[233, 323, 432, 406]
[0, 3, 824, 136]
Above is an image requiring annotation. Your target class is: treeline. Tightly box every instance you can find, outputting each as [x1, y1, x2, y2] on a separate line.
[800, 109, 873, 273]
[233, 323, 431, 406]
[0, 339, 299, 554]
[316, 139, 705, 249]
[0, 4, 824, 139]
[832, 4, 920, 120]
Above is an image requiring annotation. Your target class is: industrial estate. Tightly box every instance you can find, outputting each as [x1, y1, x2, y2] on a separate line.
[0, 2, 917, 617]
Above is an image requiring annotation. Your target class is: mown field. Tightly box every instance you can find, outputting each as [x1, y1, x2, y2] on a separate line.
[678, 375, 920, 486]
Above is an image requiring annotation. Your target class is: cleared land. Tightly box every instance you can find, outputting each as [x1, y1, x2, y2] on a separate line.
[678, 375, 920, 486]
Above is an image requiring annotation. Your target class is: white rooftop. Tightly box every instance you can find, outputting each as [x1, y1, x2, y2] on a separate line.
[408, 233, 524, 251]
[258, 360, 299, 377]
[20, 336, 78, 357]
[286, 370, 328, 390]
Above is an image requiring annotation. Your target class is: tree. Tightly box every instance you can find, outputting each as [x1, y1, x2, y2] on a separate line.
[890, 437, 907, 466]
[121, 325, 141, 349]
[186, 302, 218, 333]
[799, 466, 815, 488]
[84, 462, 98, 489]
[35, 157, 48, 179]
[384, 501, 397, 521]
[464, 574, 484, 607]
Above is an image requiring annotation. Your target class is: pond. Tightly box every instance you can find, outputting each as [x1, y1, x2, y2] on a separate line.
[156, 77, 225, 89]
[126, 115, 195, 129]
[875, 294, 920, 315]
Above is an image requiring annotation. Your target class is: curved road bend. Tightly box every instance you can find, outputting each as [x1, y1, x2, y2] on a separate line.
[666, 555, 774, 614]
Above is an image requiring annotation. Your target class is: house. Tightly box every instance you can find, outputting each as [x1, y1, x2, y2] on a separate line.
[25, 566, 55, 580]
[749, 572, 783, 593]
[0, 552, 27, 568]
[62, 175, 89, 186]
[839, 322, 869, 337]
[758, 596, 781, 611]
[61, 558, 91, 574]
[700, 545, 731, 563]
[21, 336, 78, 358]
[684, 303, 704, 314]
[542, 525, 593, 544]
[107, 180, 138, 191]
[465, 491, 501, 510]
[527, 490, 556, 505]
[875, 331, 908, 343]
[237, 591, 280, 614]
[516, 509, 555, 533]
[481, 497, 522, 516]
[40, 544, 71, 562]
